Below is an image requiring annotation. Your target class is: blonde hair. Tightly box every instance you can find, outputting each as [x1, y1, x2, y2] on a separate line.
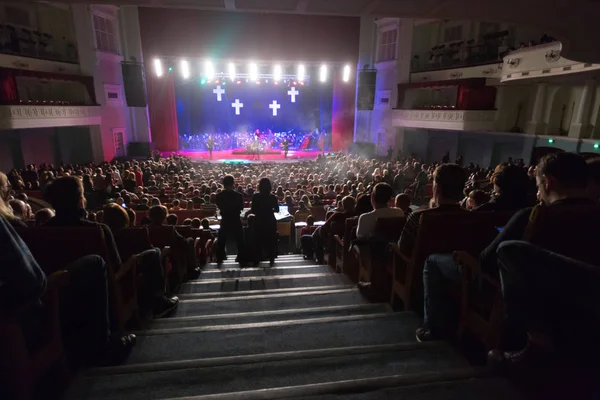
[0, 172, 16, 220]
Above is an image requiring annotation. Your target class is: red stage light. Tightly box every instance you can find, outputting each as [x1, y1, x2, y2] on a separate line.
[293, 81, 297, 85]
[256, 81, 260, 85]
[236, 80, 241, 84]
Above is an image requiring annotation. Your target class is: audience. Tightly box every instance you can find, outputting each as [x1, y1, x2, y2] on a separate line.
[5, 149, 600, 379]
[356, 183, 404, 240]
[398, 164, 467, 256]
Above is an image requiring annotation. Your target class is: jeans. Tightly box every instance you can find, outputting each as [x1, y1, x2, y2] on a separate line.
[59, 255, 111, 363]
[497, 240, 600, 336]
[217, 222, 245, 262]
[423, 253, 462, 331]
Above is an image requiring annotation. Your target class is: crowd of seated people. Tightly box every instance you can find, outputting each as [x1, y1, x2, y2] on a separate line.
[2, 149, 600, 398]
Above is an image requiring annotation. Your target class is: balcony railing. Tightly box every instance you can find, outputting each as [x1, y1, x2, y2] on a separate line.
[411, 43, 509, 73]
[392, 109, 497, 131]
[0, 24, 79, 64]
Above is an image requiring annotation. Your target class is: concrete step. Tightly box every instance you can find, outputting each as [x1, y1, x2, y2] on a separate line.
[199, 264, 332, 278]
[125, 312, 422, 365]
[172, 288, 367, 318]
[180, 272, 352, 293]
[69, 343, 467, 400]
[151, 303, 391, 328]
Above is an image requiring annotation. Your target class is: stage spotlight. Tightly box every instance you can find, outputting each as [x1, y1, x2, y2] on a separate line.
[168, 67, 172, 72]
[297, 64, 305, 82]
[200, 79, 206, 85]
[236, 80, 241, 84]
[154, 59, 163, 77]
[228, 62, 236, 81]
[273, 64, 282, 82]
[319, 64, 327, 83]
[249, 62, 258, 81]
[343, 64, 351, 82]
[205, 60, 215, 80]
[180, 60, 190, 79]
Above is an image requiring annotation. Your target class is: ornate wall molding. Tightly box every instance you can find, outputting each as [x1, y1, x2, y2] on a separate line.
[0, 105, 101, 130]
[545, 49, 561, 63]
[395, 110, 496, 122]
[392, 109, 497, 131]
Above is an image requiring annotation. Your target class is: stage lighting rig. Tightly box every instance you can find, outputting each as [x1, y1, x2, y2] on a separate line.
[205, 60, 215, 80]
[228, 62, 236, 81]
[297, 64, 305, 82]
[181, 60, 190, 79]
[273, 64, 282, 82]
[249, 63, 258, 81]
[343, 65, 351, 82]
[319, 64, 327, 83]
[154, 59, 163, 77]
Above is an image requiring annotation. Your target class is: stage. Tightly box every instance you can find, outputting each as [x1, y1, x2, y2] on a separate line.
[164, 149, 321, 163]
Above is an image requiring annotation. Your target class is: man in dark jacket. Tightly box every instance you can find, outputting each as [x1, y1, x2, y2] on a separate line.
[215, 175, 245, 264]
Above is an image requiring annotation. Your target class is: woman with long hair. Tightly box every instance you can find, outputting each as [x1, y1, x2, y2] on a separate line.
[248, 178, 279, 265]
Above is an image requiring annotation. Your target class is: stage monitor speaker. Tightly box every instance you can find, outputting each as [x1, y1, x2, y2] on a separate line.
[121, 62, 148, 107]
[357, 70, 377, 111]
[349, 142, 376, 158]
[127, 142, 152, 158]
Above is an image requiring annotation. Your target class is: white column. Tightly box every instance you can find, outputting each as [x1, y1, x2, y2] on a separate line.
[391, 19, 413, 154]
[570, 79, 595, 138]
[353, 16, 377, 143]
[525, 83, 547, 134]
[119, 6, 152, 144]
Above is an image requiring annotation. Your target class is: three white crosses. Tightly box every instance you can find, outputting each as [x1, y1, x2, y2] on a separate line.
[211, 84, 298, 116]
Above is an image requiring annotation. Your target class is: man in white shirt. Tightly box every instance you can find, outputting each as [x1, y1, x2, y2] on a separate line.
[356, 183, 405, 240]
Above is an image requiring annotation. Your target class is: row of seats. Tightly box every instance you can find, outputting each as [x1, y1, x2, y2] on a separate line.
[321, 205, 600, 351]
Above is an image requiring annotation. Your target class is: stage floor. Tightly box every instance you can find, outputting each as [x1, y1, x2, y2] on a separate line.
[165, 149, 321, 163]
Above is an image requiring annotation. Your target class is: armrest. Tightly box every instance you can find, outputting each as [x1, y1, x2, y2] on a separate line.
[116, 255, 138, 281]
[391, 244, 411, 264]
[453, 251, 479, 271]
[454, 251, 500, 289]
[46, 270, 70, 291]
[334, 234, 343, 247]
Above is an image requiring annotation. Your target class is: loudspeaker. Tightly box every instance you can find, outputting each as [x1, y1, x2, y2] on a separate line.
[357, 71, 377, 110]
[127, 142, 152, 158]
[349, 142, 376, 158]
[121, 62, 148, 107]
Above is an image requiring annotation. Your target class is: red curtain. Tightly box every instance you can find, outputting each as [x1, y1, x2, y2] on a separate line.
[0, 67, 96, 104]
[456, 85, 497, 110]
[147, 73, 179, 152]
[331, 72, 356, 152]
[0, 68, 18, 104]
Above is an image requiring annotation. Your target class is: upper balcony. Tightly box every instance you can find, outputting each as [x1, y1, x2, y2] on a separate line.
[393, 78, 497, 131]
[501, 41, 600, 82]
[411, 30, 512, 74]
[0, 24, 79, 65]
[0, 66, 100, 130]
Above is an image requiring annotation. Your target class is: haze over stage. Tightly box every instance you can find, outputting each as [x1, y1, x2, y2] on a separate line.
[164, 150, 321, 163]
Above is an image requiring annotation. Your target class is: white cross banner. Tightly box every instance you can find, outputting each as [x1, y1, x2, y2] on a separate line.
[232, 99, 244, 115]
[269, 100, 281, 116]
[213, 85, 225, 101]
[287, 87, 299, 103]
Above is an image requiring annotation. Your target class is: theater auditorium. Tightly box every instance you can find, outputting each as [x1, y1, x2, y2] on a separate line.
[2, 0, 600, 399]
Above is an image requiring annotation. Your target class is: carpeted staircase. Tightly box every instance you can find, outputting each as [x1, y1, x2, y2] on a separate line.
[66, 254, 526, 400]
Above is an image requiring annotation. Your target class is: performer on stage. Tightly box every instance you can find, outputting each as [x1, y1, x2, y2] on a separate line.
[207, 135, 214, 159]
[282, 138, 289, 158]
[252, 136, 260, 160]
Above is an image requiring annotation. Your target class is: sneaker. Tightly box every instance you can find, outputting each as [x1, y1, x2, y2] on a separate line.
[153, 295, 180, 318]
[415, 326, 442, 343]
[488, 341, 554, 367]
[105, 334, 137, 366]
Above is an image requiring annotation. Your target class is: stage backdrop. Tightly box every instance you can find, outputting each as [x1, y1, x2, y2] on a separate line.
[175, 80, 332, 137]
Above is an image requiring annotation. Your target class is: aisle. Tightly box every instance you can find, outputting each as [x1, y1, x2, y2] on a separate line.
[66, 255, 523, 400]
